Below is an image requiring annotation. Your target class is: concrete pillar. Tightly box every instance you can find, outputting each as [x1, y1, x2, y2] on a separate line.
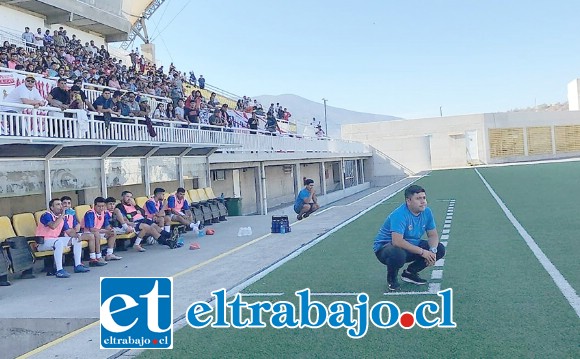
[100, 146, 117, 198]
[293, 163, 302, 198]
[260, 162, 267, 215]
[177, 149, 190, 188]
[44, 146, 63, 208]
[143, 147, 159, 196]
[340, 159, 345, 190]
[319, 161, 327, 195]
[354, 159, 359, 186]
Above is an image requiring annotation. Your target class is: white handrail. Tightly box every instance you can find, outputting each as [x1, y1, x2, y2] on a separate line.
[0, 107, 369, 154]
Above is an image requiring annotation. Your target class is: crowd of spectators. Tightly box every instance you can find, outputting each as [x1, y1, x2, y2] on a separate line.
[1, 26, 304, 135]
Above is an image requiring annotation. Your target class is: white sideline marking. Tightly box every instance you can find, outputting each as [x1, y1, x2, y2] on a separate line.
[445, 219, 452, 224]
[441, 241, 448, 247]
[446, 216, 452, 220]
[475, 168, 580, 318]
[443, 224, 451, 229]
[435, 259, 445, 266]
[440, 234, 449, 240]
[431, 270, 443, 279]
[442, 229, 450, 234]
[428, 282, 441, 293]
[240, 293, 284, 297]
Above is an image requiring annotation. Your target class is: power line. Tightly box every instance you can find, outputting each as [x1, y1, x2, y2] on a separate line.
[149, 0, 171, 39]
[150, 1, 191, 42]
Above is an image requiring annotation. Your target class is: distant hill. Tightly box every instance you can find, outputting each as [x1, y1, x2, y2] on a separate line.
[253, 94, 400, 138]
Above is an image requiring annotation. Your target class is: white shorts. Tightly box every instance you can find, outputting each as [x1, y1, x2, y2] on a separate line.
[37, 237, 70, 251]
[169, 213, 184, 221]
[113, 227, 128, 235]
[83, 232, 107, 239]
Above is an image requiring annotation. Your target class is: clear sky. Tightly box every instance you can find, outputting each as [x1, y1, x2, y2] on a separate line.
[132, 0, 580, 119]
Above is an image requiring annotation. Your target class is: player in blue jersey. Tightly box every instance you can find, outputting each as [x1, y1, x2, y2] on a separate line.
[373, 185, 446, 291]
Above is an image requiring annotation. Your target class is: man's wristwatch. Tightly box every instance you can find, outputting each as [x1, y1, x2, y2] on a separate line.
[429, 247, 438, 254]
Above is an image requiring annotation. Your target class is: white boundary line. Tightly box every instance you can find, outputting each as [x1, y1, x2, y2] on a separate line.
[475, 168, 580, 318]
[229, 175, 424, 297]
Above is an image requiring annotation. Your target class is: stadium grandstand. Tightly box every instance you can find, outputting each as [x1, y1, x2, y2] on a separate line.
[1, 2, 579, 359]
[0, 1, 379, 357]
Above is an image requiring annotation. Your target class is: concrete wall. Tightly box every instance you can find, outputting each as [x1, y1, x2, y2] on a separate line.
[107, 183, 147, 200]
[366, 151, 410, 186]
[150, 180, 180, 196]
[0, 193, 45, 216]
[482, 111, 580, 163]
[324, 161, 341, 193]
[300, 163, 321, 188]
[343, 114, 487, 172]
[240, 168, 258, 214]
[265, 165, 295, 208]
[0, 155, 371, 217]
[0, 5, 106, 46]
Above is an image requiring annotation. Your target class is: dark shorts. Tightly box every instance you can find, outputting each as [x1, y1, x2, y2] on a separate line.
[134, 218, 154, 231]
[294, 202, 314, 214]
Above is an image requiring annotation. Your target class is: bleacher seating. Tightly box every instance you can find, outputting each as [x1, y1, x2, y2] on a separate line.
[203, 187, 228, 219]
[0, 213, 42, 272]
[188, 189, 215, 225]
[196, 188, 223, 221]
[0, 184, 234, 283]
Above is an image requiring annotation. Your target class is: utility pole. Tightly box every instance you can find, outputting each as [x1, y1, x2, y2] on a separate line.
[322, 98, 328, 136]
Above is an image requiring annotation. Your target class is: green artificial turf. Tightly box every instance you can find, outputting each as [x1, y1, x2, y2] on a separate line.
[139, 167, 580, 359]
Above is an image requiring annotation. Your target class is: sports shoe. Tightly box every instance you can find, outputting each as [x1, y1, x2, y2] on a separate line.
[146, 236, 156, 245]
[166, 237, 178, 249]
[166, 229, 179, 249]
[55, 269, 71, 278]
[105, 253, 123, 261]
[133, 244, 146, 252]
[74, 264, 90, 273]
[303, 212, 311, 218]
[89, 259, 107, 267]
[297, 214, 304, 220]
[387, 271, 400, 291]
[401, 270, 427, 285]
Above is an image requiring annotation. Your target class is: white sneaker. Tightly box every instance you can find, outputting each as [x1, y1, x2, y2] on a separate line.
[105, 253, 123, 261]
[146, 236, 156, 245]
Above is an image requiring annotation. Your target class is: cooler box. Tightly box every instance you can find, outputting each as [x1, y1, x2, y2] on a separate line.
[271, 215, 291, 233]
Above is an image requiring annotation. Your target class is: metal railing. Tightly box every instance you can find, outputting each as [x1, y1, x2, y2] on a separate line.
[0, 27, 36, 52]
[80, 84, 172, 114]
[0, 104, 370, 154]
